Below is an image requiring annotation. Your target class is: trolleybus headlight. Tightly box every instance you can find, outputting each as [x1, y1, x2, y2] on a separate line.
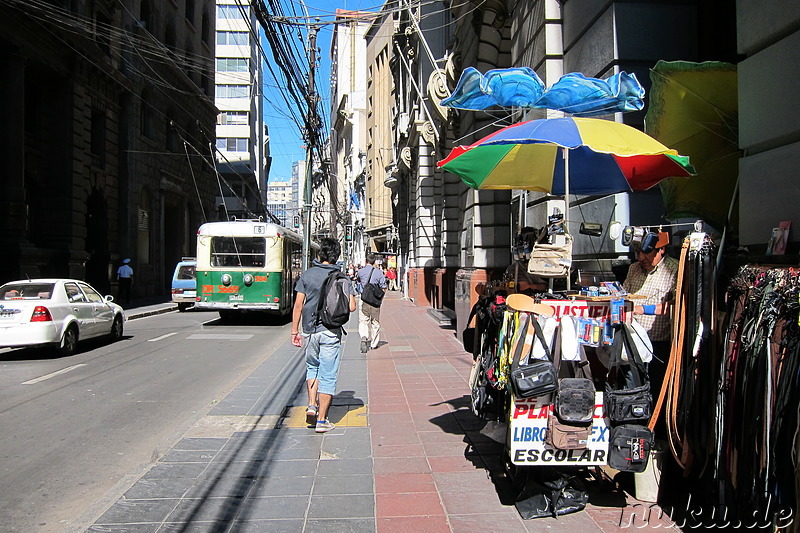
[221, 273, 232, 286]
[243, 274, 254, 286]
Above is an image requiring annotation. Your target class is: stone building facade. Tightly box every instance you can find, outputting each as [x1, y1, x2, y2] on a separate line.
[0, 0, 218, 300]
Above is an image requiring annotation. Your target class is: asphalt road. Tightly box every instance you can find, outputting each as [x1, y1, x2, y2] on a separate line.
[0, 309, 292, 533]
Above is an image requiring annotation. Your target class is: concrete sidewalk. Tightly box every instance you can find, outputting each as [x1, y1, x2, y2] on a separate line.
[86, 292, 677, 532]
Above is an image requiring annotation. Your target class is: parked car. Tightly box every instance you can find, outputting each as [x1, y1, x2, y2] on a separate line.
[171, 259, 197, 312]
[0, 279, 125, 355]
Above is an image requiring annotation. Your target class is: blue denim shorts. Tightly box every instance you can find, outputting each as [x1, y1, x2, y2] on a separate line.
[305, 329, 343, 396]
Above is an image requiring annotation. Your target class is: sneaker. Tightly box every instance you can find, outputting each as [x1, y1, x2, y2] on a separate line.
[360, 339, 368, 353]
[315, 420, 335, 433]
[305, 405, 318, 426]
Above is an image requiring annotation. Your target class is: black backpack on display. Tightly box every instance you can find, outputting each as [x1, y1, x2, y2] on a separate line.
[316, 269, 351, 329]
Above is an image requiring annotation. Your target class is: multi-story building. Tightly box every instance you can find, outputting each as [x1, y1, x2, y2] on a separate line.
[0, 0, 218, 299]
[330, 10, 371, 265]
[214, 0, 266, 219]
[266, 178, 293, 227]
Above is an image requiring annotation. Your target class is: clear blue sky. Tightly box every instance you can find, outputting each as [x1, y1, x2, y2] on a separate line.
[262, 0, 380, 182]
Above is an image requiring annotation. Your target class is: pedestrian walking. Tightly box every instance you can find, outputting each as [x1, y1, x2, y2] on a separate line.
[116, 258, 133, 305]
[386, 267, 398, 291]
[291, 238, 357, 433]
[356, 254, 387, 352]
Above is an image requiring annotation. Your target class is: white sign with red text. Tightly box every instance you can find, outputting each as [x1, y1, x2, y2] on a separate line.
[540, 299, 632, 323]
[509, 393, 609, 465]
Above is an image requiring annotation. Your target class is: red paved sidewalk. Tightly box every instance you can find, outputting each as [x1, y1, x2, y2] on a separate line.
[369, 292, 678, 532]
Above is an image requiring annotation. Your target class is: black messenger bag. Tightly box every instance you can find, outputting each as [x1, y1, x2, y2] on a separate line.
[509, 314, 557, 398]
[607, 424, 655, 472]
[554, 346, 596, 424]
[604, 324, 652, 425]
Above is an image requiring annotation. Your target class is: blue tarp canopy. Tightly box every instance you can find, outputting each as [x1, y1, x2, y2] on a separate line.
[441, 68, 644, 116]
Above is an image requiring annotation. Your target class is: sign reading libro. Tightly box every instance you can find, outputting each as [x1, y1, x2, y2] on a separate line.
[509, 392, 609, 465]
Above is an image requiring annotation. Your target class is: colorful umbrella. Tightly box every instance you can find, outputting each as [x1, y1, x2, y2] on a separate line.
[438, 117, 695, 195]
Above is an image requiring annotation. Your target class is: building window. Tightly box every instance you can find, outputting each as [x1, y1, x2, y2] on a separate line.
[216, 84, 249, 98]
[216, 58, 249, 72]
[217, 5, 248, 19]
[217, 111, 249, 125]
[216, 138, 249, 152]
[201, 74, 213, 96]
[166, 116, 179, 152]
[95, 10, 111, 55]
[141, 90, 155, 138]
[165, 23, 176, 53]
[91, 108, 106, 167]
[185, 0, 195, 24]
[140, 0, 153, 32]
[216, 31, 249, 46]
[138, 189, 151, 265]
[201, 10, 210, 46]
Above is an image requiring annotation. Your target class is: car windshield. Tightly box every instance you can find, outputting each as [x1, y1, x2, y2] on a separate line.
[0, 283, 56, 300]
[177, 265, 196, 280]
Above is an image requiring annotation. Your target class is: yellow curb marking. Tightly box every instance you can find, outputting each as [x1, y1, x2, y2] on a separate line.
[284, 404, 368, 428]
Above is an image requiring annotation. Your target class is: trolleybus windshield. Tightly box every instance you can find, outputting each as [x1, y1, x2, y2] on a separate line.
[210, 237, 265, 268]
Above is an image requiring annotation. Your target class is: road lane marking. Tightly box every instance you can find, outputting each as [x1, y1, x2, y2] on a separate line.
[186, 334, 253, 341]
[22, 364, 87, 385]
[148, 332, 178, 342]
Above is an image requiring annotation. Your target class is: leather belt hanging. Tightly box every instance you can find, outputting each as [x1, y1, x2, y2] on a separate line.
[648, 236, 689, 469]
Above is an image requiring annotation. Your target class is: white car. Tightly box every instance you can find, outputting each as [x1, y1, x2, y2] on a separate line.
[0, 279, 126, 355]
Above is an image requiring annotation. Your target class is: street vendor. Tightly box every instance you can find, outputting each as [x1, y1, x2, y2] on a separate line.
[622, 230, 678, 388]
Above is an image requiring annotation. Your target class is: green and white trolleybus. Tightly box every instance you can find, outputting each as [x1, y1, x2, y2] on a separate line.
[194, 219, 309, 318]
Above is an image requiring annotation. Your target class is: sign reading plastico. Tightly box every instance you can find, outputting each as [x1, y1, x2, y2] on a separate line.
[540, 299, 632, 322]
[509, 393, 609, 465]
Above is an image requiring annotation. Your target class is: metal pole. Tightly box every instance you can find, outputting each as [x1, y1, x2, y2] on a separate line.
[302, 27, 318, 270]
[564, 148, 570, 290]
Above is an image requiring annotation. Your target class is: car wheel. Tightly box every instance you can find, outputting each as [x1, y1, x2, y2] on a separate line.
[59, 325, 78, 356]
[109, 315, 123, 341]
[178, 303, 190, 312]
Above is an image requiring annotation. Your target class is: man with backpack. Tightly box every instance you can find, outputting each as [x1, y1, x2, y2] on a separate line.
[291, 238, 357, 433]
[356, 254, 387, 353]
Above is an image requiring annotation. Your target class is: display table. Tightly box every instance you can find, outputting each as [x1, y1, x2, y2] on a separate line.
[506, 296, 634, 466]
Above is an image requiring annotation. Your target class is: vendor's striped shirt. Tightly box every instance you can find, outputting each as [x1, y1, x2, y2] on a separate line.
[623, 255, 678, 342]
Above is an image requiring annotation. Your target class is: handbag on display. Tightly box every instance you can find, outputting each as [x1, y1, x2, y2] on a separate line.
[527, 234, 573, 278]
[554, 346, 596, 424]
[545, 414, 590, 450]
[607, 424, 655, 473]
[604, 324, 653, 425]
[509, 314, 557, 398]
[546, 340, 595, 451]
[360, 266, 385, 307]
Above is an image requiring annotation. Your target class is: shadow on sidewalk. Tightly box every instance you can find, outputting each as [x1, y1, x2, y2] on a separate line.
[427, 395, 519, 505]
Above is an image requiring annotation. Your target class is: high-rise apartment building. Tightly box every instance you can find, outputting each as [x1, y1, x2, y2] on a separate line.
[214, 0, 267, 218]
[266, 179, 293, 227]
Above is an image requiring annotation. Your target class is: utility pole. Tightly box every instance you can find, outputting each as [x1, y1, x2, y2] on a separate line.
[302, 26, 318, 270]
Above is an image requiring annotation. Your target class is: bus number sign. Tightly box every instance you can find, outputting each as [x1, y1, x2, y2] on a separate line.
[254, 226, 265, 234]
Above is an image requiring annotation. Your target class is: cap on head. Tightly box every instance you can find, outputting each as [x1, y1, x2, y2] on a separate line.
[123, 258, 131, 264]
[639, 231, 670, 254]
[655, 231, 670, 249]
